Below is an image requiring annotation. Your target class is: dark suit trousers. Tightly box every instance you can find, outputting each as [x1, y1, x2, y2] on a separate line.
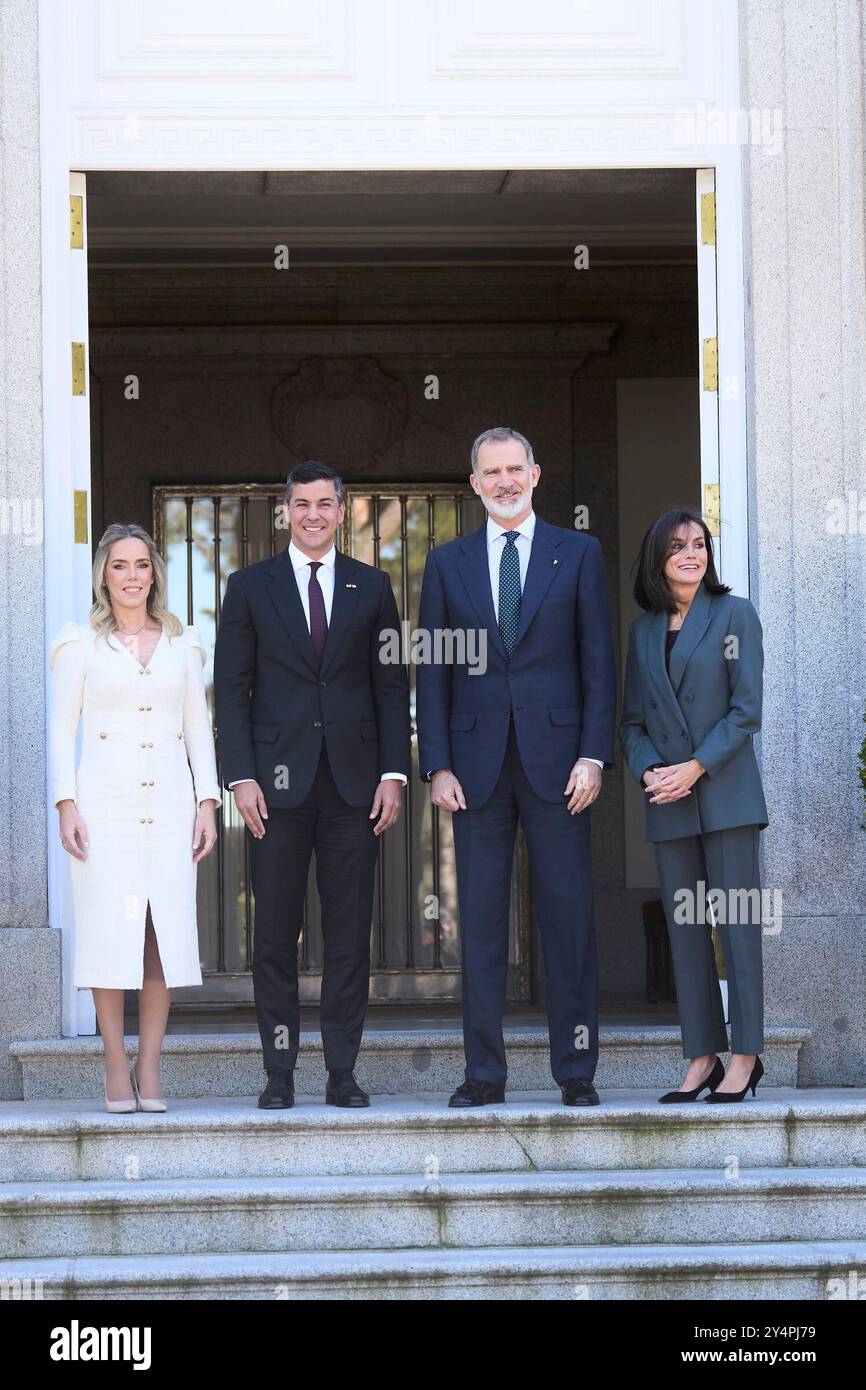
[249, 743, 379, 1073]
[653, 825, 765, 1057]
[452, 722, 599, 1086]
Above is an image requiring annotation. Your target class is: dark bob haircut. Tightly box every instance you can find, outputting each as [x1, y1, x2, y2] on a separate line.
[285, 460, 344, 504]
[633, 508, 730, 613]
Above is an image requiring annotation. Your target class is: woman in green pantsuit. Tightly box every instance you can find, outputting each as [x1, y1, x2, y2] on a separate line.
[621, 510, 769, 1103]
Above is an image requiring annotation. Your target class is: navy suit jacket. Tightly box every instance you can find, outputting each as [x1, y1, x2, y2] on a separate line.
[619, 580, 769, 842]
[213, 547, 410, 808]
[416, 516, 617, 808]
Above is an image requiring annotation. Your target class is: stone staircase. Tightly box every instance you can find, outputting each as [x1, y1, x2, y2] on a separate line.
[10, 1024, 808, 1098]
[3, 1028, 865, 1299]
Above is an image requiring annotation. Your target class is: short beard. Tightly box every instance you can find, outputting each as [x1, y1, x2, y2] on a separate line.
[484, 489, 530, 522]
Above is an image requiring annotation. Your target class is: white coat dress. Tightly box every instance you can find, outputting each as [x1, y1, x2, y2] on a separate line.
[48, 620, 222, 989]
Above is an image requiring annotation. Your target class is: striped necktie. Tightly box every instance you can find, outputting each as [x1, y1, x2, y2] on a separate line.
[498, 531, 521, 656]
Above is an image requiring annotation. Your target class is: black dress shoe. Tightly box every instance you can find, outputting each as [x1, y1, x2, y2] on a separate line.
[448, 1078, 505, 1108]
[257, 1069, 295, 1109]
[326, 1069, 369, 1107]
[659, 1056, 725, 1103]
[704, 1056, 764, 1103]
[561, 1077, 600, 1106]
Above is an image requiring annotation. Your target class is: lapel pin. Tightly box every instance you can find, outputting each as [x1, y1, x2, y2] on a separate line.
[345, 582, 357, 589]
[553, 558, 559, 565]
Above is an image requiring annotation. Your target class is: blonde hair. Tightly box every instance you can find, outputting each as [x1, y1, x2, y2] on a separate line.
[91, 523, 183, 641]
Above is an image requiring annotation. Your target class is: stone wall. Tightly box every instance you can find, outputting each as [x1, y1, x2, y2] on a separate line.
[0, 0, 61, 1100]
[740, 0, 866, 1084]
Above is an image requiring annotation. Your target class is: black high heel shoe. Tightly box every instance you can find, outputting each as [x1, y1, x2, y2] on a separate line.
[658, 1056, 724, 1103]
[704, 1056, 764, 1103]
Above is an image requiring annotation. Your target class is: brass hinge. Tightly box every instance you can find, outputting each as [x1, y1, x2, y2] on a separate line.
[72, 342, 86, 395]
[70, 195, 83, 249]
[702, 337, 718, 391]
[704, 483, 720, 537]
[700, 191, 716, 246]
[73, 490, 88, 544]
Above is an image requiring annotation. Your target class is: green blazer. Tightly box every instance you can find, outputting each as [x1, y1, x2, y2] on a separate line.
[620, 580, 769, 843]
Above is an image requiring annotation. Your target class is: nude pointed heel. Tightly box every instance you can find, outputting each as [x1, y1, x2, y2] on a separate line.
[104, 1076, 137, 1113]
[130, 1063, 167, 1113]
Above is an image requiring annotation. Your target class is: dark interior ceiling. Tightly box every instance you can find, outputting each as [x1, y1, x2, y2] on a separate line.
[85, 169, 697, 267]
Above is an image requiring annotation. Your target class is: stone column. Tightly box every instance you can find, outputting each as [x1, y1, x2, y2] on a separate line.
[740, 0, 866, 1083]
[0, 0, 61, 1099]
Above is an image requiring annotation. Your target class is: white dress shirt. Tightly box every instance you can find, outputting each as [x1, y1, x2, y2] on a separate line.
[229, 539, 406, 789]
[289, 536, 337, 624]
[486, 511, 535, 621]
[486, 510, 603, 771]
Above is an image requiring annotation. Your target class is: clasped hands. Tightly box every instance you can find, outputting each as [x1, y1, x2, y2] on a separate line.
[642, 758, 706, 804]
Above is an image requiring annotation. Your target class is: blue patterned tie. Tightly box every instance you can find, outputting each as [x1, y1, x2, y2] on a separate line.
[498, 531, 521, 656]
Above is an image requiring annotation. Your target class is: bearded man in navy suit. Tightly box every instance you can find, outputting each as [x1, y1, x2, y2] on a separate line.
[416, 428, 617, 1107]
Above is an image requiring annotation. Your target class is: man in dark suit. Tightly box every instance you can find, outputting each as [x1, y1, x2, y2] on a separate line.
[214, 461, 410, 1109]
[416, 427, 617, 1107]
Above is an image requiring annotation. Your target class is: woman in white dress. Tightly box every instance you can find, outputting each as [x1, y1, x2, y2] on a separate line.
[49, 523, 221, 1112]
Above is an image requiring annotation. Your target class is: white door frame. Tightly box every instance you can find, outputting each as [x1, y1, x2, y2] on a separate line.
[39, 0, 750, 1033]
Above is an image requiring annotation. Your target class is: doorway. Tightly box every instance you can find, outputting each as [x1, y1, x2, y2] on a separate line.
[74, 168, 728, 1026]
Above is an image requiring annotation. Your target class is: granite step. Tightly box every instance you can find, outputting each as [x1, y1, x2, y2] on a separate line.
[9, 1026, 809, 1099]
[1, 1091, 863, 1182]
[2, 1240, 864, 1300]
[2, 1167, 866, 1260]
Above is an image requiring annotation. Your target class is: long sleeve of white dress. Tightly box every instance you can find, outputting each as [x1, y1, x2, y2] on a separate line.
[183, 625, 223, 807]
[48, 621, 86, 808]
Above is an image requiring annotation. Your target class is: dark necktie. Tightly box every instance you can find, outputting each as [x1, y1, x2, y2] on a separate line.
[308, 561, 328, 666]
[498, 531, 521, 656]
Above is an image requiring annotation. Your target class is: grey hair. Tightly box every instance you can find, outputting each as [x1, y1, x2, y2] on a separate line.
[470, 427, 535, 473]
